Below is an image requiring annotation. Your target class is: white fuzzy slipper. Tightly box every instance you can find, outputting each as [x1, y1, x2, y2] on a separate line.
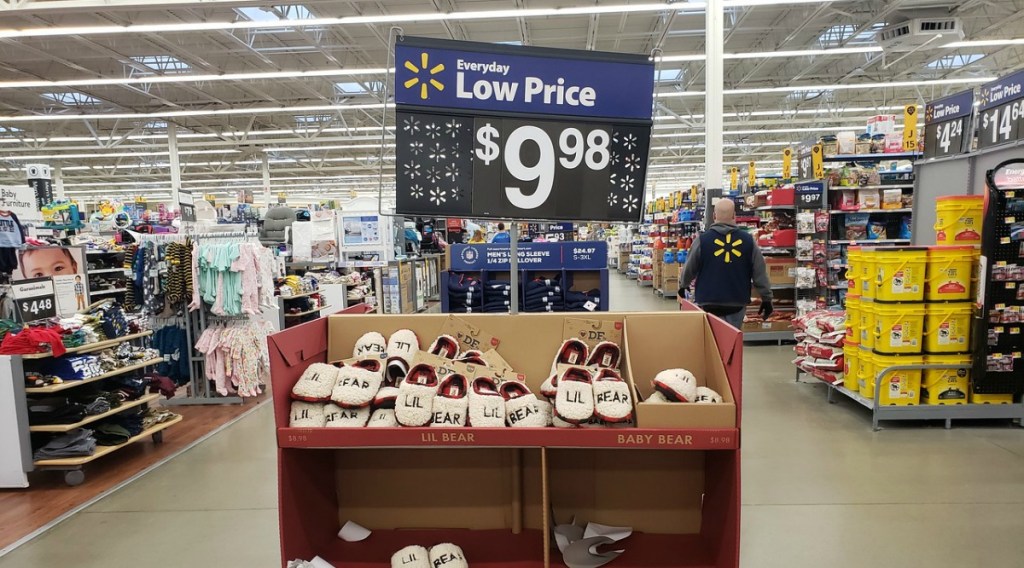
[501, 382, 548, 427]
[353, 331, 387, 358]
[653, 369, 698, 402]
[550, 339, 589, 374]
[540, 374, 558, 399]
[552, 412, 578, 428]
[429, 334, 460, 359]
[373, 386, 400, 409]
[535, 398, 553, 427]
[646, 391, 671, 403]
[324, 403, 370, 427]
[290, 363, 339, 402]
[468, 377, 505, 427]
[386, 329, 419, 361]
[396, 364, 439, 426]
[368, 408, 399, 427]
[331, 363, 383, 409]
[384, 357, 410, 387]
[592, 369, 633, 423]
[694, 386, 723, 403]
[429, 543, 468, 568]
[554, 367, 595, 424]
[391, 545, 430, 568]
[586, 341, 622, 370]
[432, 374, 469, 427]
[456, 349, 487, 366]
[289, 401, 326, 427]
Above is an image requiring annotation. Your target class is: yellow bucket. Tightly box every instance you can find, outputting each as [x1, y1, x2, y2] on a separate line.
[924, 302, 973, 354]
[922, 354, 970, 405]
[925, 246, 977, 302]
[859, 300, 876, 349]
[935, 195, 983, 245]
[847, 247, 862, 295]
[860, 248, 876, 300]
[873, 247, 928, 303]
[845, 295, 861, 343]
[873, 302, 926, 354]
[970, 391, 1014, 404]
[843, 343, 860, 391]
[873, 352, 923, 405]
[858, 347, 875, 398]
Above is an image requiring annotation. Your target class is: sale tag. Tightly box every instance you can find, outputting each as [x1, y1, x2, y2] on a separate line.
[11, 277, 57, 322]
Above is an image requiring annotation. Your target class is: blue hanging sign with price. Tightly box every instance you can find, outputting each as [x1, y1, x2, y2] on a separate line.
[978, 69, 1024, 150]
[394, 36, 655, 223]
[924, 90, 974, 159]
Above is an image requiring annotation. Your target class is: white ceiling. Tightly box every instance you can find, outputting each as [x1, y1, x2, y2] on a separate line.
[0, 0, 1021, 203]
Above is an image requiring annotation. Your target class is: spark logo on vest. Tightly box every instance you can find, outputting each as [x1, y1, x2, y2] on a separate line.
[713, 233, 743, 264]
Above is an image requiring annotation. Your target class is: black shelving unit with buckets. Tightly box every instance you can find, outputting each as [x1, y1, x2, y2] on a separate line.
[973, 159, 1024, 400]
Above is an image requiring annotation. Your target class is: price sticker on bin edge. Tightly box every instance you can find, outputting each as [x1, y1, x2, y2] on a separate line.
[393, 36, 654, 222]
[12, 277, 57, 322]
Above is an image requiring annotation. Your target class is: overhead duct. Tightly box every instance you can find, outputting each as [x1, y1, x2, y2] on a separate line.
[877, 16, 964, 52]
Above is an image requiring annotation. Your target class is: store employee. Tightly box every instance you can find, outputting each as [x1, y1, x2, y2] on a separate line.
[679, 199, 773, 329]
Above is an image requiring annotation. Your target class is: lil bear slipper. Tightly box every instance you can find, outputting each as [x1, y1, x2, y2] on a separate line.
[291, 363, 339, 402]
[289, 401, 326, 427]
[323, 403, 370, 427]
[587, 341, 622, 370]
[535, 398, 554, 427]
[432, 374, 469, 427]
[396, 364, 439, 426]
[540, 374, 558, 399]
[373, 386, 400, 409]
[653, 368, 698, 402]
[468, 377, 505, 427]
[501, 381, 548, 427]
[551, 339, 589, 374]
[386, 329, 419, 385]
[429, 334, 460, 359]
[592, 369, 633, 423]
[694, 386, 723, 403]
[331, 359, 383, 409]
[646, 391, 671, 403]
[391, 545, 430, 568]
[429, 543, 468, 568]
[368, 408, 399, 427]
[554, 367, 595, 424]
[456, 350, 487, 366]
[353, 331, 387, 358]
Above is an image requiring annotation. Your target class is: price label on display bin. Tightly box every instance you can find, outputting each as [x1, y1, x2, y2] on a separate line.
[11, 277, 57, 322]
[393, 36, 654, 222]
[978, 70, 1024, 151]
[924, 90, 973, 159]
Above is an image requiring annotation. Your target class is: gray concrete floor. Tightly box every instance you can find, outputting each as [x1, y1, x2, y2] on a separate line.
[2, 271, 1023, 567]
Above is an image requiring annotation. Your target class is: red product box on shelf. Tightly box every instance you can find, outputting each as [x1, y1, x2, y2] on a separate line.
[758, 228, 797, 248]
[768, 186, 795, 206]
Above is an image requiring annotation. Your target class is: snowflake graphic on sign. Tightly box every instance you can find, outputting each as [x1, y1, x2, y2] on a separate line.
[409, 141, 424, 156]
[403, 162, 421, 179]
[424, 123, 441, 139]
[608, 193, 619, 207]
[429, 187, 446, 205]
[623, 195, 639, 212]
[428, 142, 447, 163]
[425, 166, 442, 183]
[624, 154, 640, 172]
[410, 184, 423, 199]
[402, 116, 421, 134]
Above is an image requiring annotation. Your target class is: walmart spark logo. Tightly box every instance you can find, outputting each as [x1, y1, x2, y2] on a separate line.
[713, 233, 743, 263]
[403, 52, 445, 100]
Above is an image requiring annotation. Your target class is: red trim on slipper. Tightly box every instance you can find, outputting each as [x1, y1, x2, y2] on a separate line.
[499, 381, 532, 401]
[289, 393, 330, 403]
[555, 339, 589, 367]
[352, 359, 381, 373]
[437, 374, 468, 399]
[560, 367, 593, 384]
[472, 377, 500, 396]
[653, 380, 689, 402]
[404, 364, 438, 387]
[594, 410, 634, 423]
[587, 341, 621, 369]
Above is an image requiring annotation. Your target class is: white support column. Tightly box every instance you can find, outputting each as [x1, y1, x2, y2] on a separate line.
[261, 153, 272, 208]
[704, 0, 724, 192]
[168, 125, 182, 205]
[52, 165, 65, 200]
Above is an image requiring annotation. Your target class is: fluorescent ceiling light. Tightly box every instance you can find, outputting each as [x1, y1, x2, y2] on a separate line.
[0, 103, 385, 123]
[0, 149, 238, 160]
[0, 68, 390, 90]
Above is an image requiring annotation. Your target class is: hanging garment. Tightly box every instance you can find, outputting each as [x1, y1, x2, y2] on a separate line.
[193, 319, 272, 397]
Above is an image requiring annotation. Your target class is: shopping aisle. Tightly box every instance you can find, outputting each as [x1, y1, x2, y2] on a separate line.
[1, 272, 1023, 567]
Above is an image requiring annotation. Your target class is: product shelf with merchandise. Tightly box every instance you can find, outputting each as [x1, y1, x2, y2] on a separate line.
[271, 310, 742, 568]
[741, 187, 796, 341]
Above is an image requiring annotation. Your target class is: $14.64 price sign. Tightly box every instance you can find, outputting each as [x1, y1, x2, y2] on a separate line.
[978, 100, 1024, 150]
[11, 277, 57, 322]
[395, 111, 650, 221]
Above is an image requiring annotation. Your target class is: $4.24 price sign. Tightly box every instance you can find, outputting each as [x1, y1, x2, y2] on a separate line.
[11, 277, 57, 322]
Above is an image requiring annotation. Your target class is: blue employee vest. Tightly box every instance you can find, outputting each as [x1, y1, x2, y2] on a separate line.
[694, 228, 754, 307]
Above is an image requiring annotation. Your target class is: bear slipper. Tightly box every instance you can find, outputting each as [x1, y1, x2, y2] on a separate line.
[330, 360, 384, 409]
[289, 401, 326, 427]
[468, 377, 505, 427]
[353, 331, 387, 359]
[554, 367, 595, 424]
[373, 386, 400, 409]
[386, 329, 419, 362]
[592, 368, 633, 423]
[323, 403, 371, 427]
[429, 543, 468, 568]
[391, 545, 430, 568]
[550, 338, 589, 374]
[368, 408, 399, 427]
[432, 374, 469, 427]
[290, 363, 339, 402]
[500, 381, 548, 427]
[428, 334, 460, 359]
[694, 386, 723, 403]
[396, 364, 439, 427]
[456, 349, 487, 366]
[540, 373, 558, 399]
[646, 391, 671, 403]
[653, 368, 698, 402]
[586, 341, 622, 370]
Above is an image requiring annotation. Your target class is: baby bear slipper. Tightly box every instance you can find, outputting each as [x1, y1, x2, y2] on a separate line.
[353, 331, 387, 358]
[468, 377, 505, 427]
[368, 408, 398, 427]
[694, 386, 723, 403]
[331, 359, 383, 409]
[290, 363, 339, 402]
[653, 369, 698, 402]
[501, 381, 548, 427]
[586, 341, 621, 370]
[550, 339, 589, 374]
[289, 401, 326, 427]
[432, 374, 469, 427]
[396, 364, 439, 427]
[429, 543, 468, 568]
[554, 367, 595, 424]
[429, 335, 460, 359]
[592, 369, 633, 423]
[323, 403, 370, 427]
[386, 329, 419, 384]
[391, 545, 430, 568]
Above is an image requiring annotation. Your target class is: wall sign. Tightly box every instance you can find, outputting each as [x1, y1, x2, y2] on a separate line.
[448, 242, 563, 270]
[12, 277, 57, 322]
[978, 69, 1024, 150]
[394, 36, 655, 222]
[924, 89, 974, 160]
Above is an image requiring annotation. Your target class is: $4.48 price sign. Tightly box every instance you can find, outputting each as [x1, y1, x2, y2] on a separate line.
[11, 277, 57, 322]
[394, 111, 650, 222]
[979, 99, 1024, 150]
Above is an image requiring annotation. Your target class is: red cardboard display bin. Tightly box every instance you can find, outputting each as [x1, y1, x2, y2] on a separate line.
[270, 311, 743, 568]
[768, 186, 795, 206]
[757, 228, 797, 248]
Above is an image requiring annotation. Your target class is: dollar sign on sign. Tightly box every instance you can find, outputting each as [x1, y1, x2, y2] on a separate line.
[475, 123, 500, 165]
